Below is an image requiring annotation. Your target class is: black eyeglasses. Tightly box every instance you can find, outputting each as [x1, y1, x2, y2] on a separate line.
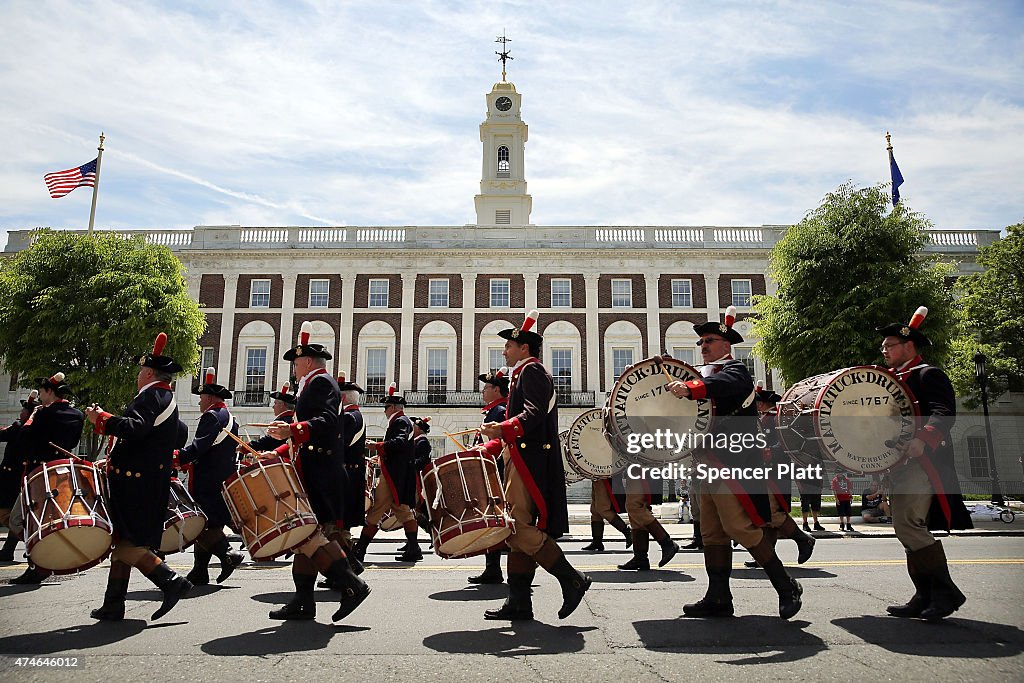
[880, 341, 908, 352]
[696, 338, 725, 347]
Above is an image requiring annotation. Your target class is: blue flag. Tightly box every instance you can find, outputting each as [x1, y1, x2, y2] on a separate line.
[889, 150, 904, 206]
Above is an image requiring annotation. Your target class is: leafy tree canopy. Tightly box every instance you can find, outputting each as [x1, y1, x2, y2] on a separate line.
[0, 230, 206, 413]
[753, 182, 958, 385]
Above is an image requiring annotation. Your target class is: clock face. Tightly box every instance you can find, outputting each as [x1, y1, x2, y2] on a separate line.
[495, 96, 513, 111]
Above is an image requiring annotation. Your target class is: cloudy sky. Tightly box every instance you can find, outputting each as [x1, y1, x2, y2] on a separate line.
[2, 1, 1021, 250]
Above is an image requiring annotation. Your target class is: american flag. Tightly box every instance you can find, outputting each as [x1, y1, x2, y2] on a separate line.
[43, 158, 98, 198]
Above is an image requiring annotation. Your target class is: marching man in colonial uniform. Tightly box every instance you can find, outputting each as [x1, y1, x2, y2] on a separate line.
[261, 322, 370, 622]
[467, 368, 511, 584]
[10, 372, 86, 584]
[85, 334, 193, 620]
[176, 367, 244, 586]
[245, 383, 296, 453]
[879, 307, 972, 621]
[479, 310, 591, 621]
[354, 384, 418, 563]
[666, 307, 804, 620]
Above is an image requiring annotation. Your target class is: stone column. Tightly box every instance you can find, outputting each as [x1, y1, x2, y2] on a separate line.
[584, 274, 600, 394]
[219, 273, 239, 389]
[461, 274, 477, 390]
[644, 274, 660, 358]
[278, 272, 298, 387]
[399, 273, 415, 390]
[338, 274, 355, 380]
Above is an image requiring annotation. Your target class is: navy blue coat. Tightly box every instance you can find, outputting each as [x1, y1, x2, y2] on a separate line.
[286, 372, 348, 525]
[19, 400, 84, 473]
[380, 412, 416, 506]
[0, 420, 27, 508]
[100, 384, 178, 548]
[177, 405, 237, 527]
[341, 405, 366, 529]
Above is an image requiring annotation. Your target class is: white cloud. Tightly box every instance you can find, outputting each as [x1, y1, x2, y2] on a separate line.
[1, 0, 1021, 253]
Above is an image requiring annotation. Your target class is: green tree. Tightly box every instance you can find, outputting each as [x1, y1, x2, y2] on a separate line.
[753, 182, 958, 385]
[0, 229, 205, 426]
[947, 222, 1024, 404]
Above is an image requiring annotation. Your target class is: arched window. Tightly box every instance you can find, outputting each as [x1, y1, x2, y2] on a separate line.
[497, 146, 510, 178]
[357, 320, 397, 403]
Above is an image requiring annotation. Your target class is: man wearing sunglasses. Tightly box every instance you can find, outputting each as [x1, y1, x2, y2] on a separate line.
[878, 307, 972, 621]
[666, 306, 803, 620]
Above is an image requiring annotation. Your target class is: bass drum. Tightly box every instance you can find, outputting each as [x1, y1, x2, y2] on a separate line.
[565, 408, 627, 480]
[559, 430, 584, 485]
[605, 357, 713, 466]
[776, 365, 919, 475]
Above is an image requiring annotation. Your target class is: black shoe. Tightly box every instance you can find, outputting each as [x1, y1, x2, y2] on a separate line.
[147, 564, 192, 620]
[269, 599, 316, 620]
[617, 556, 651, 571]
[332, 582, 371, 622]
[744, 560, 760, 569]
[348, 553, 365, 576]
[90, 577, 129, 621]
[813, 523, 825, 532]
[580, 540, 604, 552]
[888, 594, 929, 618]
[10, 567, 47, 584]
[484, 574, 533, 620]
[468, 568, 504, 584]
[0, 549, 14, 562]
[555, 567, 591, 619]
[216, 551, 245, 584]
[658, 539, 680, 567]
[396, 546, 423, 562]
[795, 534, 816, 565]
[483, 602, 534, 620]
[846, 524, 855, 533]
[802, 523, 812, 532]
[682, 597, 735, 617]
[317, 577, 340, 590]
[681, 539, 702, 550]
[779, 578, 803, 620]
[185, 567, 210, 586]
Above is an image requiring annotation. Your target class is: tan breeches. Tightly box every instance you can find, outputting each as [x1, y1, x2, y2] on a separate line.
[699, 479, 765, 548]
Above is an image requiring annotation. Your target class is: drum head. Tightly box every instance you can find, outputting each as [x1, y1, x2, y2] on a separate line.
[559, 430, 584, 485]
[437, 525, 511, 559]
[605, 357, 713, 465]
[566, 408, 627, 479]
[160, 514, 207, 553]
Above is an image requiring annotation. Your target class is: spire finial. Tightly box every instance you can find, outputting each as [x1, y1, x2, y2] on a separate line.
[885, 131, 893, 152]
[495, 31, 513, 82]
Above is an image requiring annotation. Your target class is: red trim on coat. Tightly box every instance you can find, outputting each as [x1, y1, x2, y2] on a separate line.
[915, 424, 946, 452]
[508, 441, 549, 530]
[685, 379, 707, 401]
[288, 421, 311, 444]
[602, 478, 621, 514]
[705, 454, 767, 527]
[500, 416, 523, 444]
[94, 411, 114, 434]
[481, 398, 507, 414]
[918, 456, 953, 529]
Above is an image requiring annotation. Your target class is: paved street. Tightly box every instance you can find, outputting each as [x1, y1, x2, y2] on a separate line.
[1, 530, 1022, 682]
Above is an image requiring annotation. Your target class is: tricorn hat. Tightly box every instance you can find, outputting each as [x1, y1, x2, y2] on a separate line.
[36, 371, 71, 397]
[269, 383, 297, 405]
[382, 382, 406, 406]
[192, 367, 232, 400]
[754, 380, 782, 405]
[693, 306, 744, 344]
[412, 416, 431, 434]
[283, 321, 333, 361]
[876, 306, 931, 347]
[336, 371, 365, 395]
[478, 367, 509, 391]
[498, 309, 543, 348]
[20, 389, 40, 409]
[140, 332, 184, 374]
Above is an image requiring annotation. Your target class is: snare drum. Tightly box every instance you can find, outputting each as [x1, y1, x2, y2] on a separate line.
[605, 357, 713, 465]
[565, 408, 628, 480]
[364, 462, 403, 531]
[420, 449, 512, 559]
[222, 457, 318, 560]
[776, 366, 919, 475]
[160, 478, 208, 553]
[21, 459, 113, 574]
[559, 430, 584, 485]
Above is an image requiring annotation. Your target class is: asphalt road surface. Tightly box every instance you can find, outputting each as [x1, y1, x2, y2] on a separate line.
[1, 535, 1022, 682]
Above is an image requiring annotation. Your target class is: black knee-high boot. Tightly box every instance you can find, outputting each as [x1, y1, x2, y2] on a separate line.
[468, 550, 504, 584]
[269, 571, 317, 620]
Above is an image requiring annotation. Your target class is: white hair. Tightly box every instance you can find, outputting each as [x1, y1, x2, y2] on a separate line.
[341, 389, 360, 405]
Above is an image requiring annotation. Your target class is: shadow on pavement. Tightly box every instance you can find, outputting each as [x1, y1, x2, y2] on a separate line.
[587, 570, 695, 584]
[634, 616, 826, 663]
[731, 567, 837, 580]
[248, 590, 366, 605]
[423, 624, 597, 656]
[429, 585, 506, 602]
[0, 583, 47, 596]
[202, 620, 369, 656]
[833, 616, 1024, 658]
[0, 620, 147, 654]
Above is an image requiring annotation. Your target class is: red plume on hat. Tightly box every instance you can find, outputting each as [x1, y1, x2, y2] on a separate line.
[422, 416, 431, 424]
[387, 382, 397, 396]
[204, 367, 216, 385]
[522, 309, 539, 332]
[724, 306, 737, 328]
[338, 371, 346, 383]
[495, 367, 508, 378]
[280, 383, 289, 394]
[49, 372, 66, 384]
[153, 332, 167, 356]
[299, 321, 312, 345]
[908, 306, 928, 329]
[28, 389, 39, 401]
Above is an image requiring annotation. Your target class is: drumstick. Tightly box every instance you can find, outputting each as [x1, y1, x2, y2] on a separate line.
[658, 360, 674, 383]
[445, 427, 482, 437]
[222, 428, 261, 456]
[246, 423, 276, 428]
[444, 432, 469, 452]
[49, 442, 78, 459]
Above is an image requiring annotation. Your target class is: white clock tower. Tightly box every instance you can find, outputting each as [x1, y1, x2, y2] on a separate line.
[474, 38, 532, 226]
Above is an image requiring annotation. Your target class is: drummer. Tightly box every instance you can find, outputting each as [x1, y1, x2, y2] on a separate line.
[245, 383, 296, 455]
[617, 471, 679, 571]
[878, 307, 972, 621]
[338, 373, 367, 570]
[0, 391, 40, 563]
[85, 334, 193, 621]
[467, 369, 510, 584]
[479, 310, 591, 621]
[743, 384, 815, 569]
[394, 415, 432, 562]
[261, 321, 370, 622]
[175, 368, 244, 586]
[8, 372, 85, 585]
[666, 307, 803, 620]
[354, 384, 418, 564]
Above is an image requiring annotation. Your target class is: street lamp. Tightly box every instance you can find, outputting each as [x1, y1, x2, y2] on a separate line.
[973, 352, 1003, 506]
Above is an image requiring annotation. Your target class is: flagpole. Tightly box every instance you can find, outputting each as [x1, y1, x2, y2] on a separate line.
[87, 132, 104, 235]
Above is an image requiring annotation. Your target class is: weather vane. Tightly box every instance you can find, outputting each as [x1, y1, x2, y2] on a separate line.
[495, 31, 513, 81]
